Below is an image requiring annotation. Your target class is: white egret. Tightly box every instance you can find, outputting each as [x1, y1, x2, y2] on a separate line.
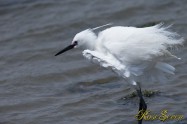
[55, 23, 184, 124]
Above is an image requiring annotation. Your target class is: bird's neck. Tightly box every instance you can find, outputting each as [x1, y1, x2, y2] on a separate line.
[84, 31, 97, 50]
[86, 38, 97, 50]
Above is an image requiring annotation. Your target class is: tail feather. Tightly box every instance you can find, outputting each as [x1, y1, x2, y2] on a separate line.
[155, 62, 175, 75]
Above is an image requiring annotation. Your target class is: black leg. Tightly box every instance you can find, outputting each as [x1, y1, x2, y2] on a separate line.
[136, 82, 147, 124]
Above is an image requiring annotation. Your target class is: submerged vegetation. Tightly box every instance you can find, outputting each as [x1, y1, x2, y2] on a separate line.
[123, 90, 161, 99]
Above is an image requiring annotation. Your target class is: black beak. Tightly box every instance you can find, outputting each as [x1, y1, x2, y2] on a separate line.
[55, 43, 76, 56]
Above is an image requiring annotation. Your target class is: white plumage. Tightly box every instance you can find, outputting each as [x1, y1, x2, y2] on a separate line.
[81, 24, 184, 85]
[54, 23, 184, 123]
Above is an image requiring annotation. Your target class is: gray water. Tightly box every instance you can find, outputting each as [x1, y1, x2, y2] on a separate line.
[0, 0, 187, 124]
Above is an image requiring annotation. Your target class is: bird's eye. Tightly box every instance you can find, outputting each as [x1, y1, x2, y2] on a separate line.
[74, 41, 78, 45]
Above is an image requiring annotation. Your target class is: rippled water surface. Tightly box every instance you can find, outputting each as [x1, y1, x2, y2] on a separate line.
[0, 0, 187, 124]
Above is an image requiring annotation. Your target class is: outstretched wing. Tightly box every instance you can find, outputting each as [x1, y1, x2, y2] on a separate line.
[82, 50, 130, 78]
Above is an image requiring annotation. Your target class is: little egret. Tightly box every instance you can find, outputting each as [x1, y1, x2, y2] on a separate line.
[55, 23, 184, 124]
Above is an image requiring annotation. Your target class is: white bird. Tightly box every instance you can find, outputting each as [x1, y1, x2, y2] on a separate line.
[55, 23, 184, 124]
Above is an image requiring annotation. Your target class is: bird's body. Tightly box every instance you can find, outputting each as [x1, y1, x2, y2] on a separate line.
[82, 24, 183, 85]
[55, 23, 184, 124]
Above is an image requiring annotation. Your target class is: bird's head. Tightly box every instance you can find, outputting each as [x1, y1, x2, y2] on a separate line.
[55, 29, 97, 56]
[55, 23, 112, 56]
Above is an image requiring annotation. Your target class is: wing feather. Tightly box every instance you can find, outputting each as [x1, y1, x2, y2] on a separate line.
[83, 50, 130, 78]
[94, 24, 184, 83]
[97, 24, 184, 64]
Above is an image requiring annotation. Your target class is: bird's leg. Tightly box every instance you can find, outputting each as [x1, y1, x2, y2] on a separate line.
[135, 82, 147, 124]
